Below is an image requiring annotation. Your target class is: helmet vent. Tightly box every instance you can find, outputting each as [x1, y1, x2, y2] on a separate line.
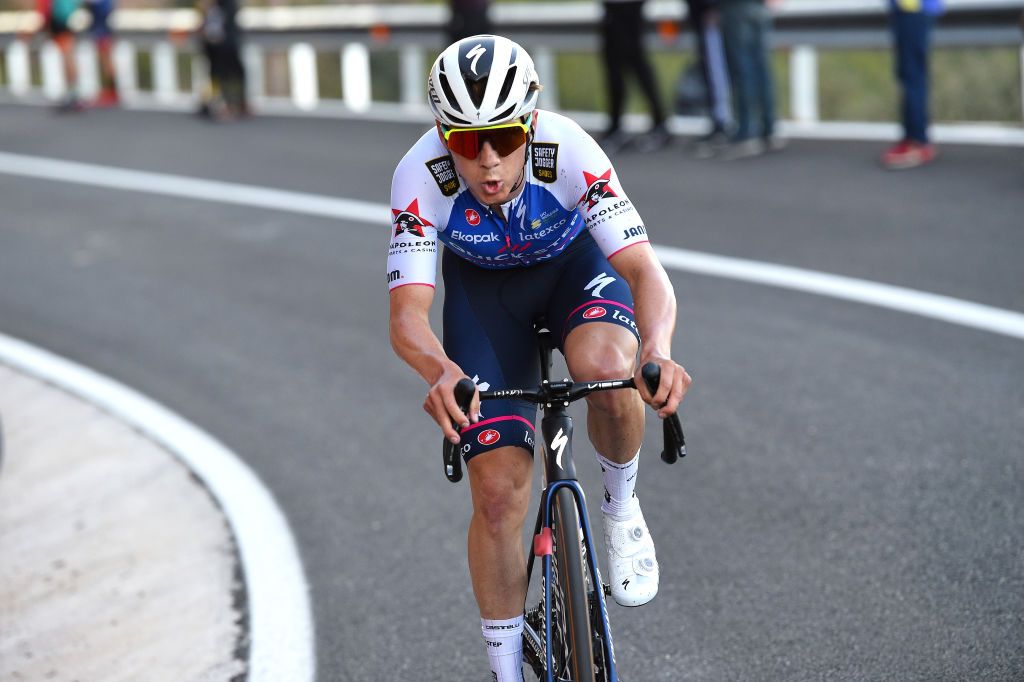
[438, 71, 463, 115]
[490, 103, 516, 123]
[497, 67, 517, 108]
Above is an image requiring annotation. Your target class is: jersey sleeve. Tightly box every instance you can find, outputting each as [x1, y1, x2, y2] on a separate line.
[554, 118, 650, 259]
[387, 150, 442, 292]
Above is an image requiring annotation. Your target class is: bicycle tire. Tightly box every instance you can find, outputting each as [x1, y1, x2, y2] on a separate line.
[551, 487, 599, 681]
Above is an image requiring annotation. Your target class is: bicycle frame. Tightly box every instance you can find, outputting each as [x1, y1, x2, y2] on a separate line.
[442, 320, 686, 681]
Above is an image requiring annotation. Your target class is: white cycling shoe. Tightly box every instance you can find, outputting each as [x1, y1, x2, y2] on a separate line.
[603, 502, 659, 607]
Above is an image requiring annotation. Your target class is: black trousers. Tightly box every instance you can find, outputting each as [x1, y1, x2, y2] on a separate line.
[601, 1, 665, 133]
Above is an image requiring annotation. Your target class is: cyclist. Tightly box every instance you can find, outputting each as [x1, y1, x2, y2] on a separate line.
[387, 35, 691, 680]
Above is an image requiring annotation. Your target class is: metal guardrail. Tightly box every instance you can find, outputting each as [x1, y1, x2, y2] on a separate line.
[1, 0, 1022, 141]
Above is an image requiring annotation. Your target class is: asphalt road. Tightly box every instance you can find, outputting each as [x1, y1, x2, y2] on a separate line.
[1, 104, 1022, 681]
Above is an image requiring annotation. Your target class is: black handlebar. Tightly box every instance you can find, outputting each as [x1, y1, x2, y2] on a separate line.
[640, 364, 688, 464]
[442, 363, 686, 481]
[442, 378, 477, 483]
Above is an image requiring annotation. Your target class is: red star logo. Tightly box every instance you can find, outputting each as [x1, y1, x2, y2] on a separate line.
[392, 199, 433, 238]
[579, 169, 618, 209]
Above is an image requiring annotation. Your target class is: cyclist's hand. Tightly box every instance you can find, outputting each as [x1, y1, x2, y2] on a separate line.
[636, 355, 691, 419]
[424, 366, 480, 444]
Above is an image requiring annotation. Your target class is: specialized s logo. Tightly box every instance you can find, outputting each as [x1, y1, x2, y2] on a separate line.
[579, 169, 618, 209]
[551, 428, 569, 469]
[467, 44, 487, 74]
[392, 199, 432, 238]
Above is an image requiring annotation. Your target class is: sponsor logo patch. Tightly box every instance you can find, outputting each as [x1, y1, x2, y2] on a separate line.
[392, 199, 432, 238]
[465, 209, 481, 225]
[579, 168, 618, 209]
[583, 306, 607, 320]
[478, 429, 501, 446]
[425, 155, 459, 197]
[531, 142, 558, 183]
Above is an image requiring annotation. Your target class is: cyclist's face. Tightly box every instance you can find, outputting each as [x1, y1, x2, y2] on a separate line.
[448, 135, 529, 208]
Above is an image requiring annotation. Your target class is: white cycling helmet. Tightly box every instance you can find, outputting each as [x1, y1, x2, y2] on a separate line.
[428, 34, 540, 128]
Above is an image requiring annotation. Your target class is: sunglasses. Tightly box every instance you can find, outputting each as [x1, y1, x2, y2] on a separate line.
[440, 115, 532, 159]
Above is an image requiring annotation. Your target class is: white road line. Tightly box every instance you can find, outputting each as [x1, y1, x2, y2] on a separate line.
[2, 150, 1021, 341]
[0, 333, 315, 682]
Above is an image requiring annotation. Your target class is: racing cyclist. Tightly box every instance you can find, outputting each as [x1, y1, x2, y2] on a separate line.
[387, 35, 691, 681]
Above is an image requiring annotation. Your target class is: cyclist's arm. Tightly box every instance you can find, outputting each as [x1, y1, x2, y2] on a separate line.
[389, 284, 477, 444]
[608, 243, 691, 417]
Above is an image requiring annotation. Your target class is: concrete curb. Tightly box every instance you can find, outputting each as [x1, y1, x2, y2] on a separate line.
[0, 362, 246, 680]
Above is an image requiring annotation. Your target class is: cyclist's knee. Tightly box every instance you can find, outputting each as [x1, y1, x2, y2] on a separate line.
[468, 449, 531, 534]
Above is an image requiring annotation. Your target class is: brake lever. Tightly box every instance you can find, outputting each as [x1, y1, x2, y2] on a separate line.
[640, 363, 687, 464]
[442, 378, 477, 483]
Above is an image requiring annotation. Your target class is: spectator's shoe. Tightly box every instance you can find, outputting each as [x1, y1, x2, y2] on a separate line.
[54, 96, 85, 113]
[764, 135, 789, 152]
[882, 141, 937, 170]
[91, 89, 120, 108]
[600, 129, 632, 155]
[603, 501, 659, 607]
[722, 137, 765, 161]
[633, 125, 673, 154]
[692, 128, 730, 159]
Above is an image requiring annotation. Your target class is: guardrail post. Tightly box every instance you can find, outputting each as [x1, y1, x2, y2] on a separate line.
[790, 44, 819, 123]
[342, 42, 370, 112]
[75, 40, 99, 98]
[399, 45, 423, 107]
[41, 40, 65, 100]
[153, 41, 177, 103]
[5, 40, 30, 97]
[114, 40, 137, 102]
[289, 42, 317, 110]
[243, 44, 264, 103]
[532, 45, 559, 112]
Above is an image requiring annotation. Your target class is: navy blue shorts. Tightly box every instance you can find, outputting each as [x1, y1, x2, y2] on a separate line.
[442, 231, 640, 462]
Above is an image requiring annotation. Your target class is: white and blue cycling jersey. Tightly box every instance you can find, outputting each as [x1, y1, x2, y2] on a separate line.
[387, 109, 649, 291]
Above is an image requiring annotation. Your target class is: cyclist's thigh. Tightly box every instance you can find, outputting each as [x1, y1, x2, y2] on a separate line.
[546, 233, 641, 353]
[442, 250, 539, 462]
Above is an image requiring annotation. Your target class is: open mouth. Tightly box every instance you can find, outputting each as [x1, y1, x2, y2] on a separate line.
[481, 180, 502, 195]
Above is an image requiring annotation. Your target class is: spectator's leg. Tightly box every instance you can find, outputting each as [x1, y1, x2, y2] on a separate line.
[899, 12, 932, 144]
[702, 17, 733, 131]
[621, 1, 665, 129]
[602, 4, 628, 134]
[721, 5, 753, 140]
[752, 3, 777, 138]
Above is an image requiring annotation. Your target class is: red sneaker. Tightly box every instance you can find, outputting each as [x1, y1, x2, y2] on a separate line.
[91, 89, 120, 109]
[882, 140, 937, 170]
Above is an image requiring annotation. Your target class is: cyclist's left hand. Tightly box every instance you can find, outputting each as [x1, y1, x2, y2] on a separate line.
[636, 354, 691, 419]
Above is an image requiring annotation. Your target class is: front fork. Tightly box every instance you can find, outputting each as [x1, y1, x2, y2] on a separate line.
[526, 410, 619, 682]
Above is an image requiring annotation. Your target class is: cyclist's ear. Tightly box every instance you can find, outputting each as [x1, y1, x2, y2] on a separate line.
[435, 121, 447, 147]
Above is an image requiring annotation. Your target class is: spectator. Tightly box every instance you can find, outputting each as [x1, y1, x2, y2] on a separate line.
[83, 0, 118, 107]
[881, 0, 944, 170]
[197, 0, 249, 121]
[448, 0, 491, 43]
[684, 0, 733, 157]
[35, 0, 82, 111]
[719, 0, 784, 159]
[599, 0, 671, 154]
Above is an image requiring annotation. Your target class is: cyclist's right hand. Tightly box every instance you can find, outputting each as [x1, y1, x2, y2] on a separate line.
[424, 364, 480, 444]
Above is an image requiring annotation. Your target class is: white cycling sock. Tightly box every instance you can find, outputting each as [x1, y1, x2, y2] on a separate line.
[596, 449, 641, 521]
[481, 615, 525, 682]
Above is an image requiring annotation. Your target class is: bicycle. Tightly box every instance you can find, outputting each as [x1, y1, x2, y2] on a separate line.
[443, 319, 687, 682]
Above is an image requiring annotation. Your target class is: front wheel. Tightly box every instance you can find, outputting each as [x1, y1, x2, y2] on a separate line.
[549, 487, 608, 681]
